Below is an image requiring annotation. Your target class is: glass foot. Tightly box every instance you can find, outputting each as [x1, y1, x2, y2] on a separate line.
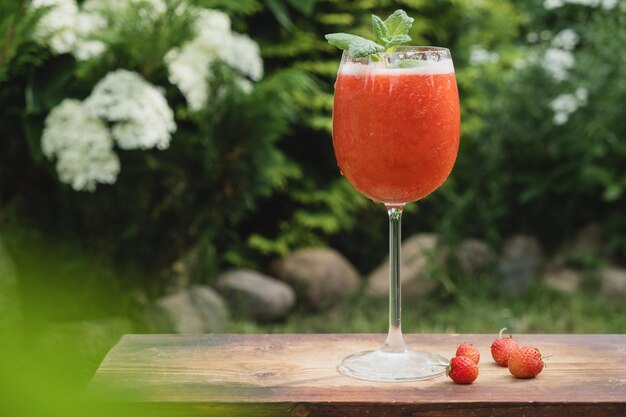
[338, 348, 448, 382]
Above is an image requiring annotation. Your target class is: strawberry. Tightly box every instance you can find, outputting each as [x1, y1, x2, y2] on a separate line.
[456, 342, 480, 364]
[508, 346, 544, 378]
[446, 356, 479, 384]
[491, 328, 518, 367]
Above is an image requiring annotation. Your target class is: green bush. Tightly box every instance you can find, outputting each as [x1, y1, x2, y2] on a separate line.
[0, 0, 318, 282]
[2, 0, 625, 288]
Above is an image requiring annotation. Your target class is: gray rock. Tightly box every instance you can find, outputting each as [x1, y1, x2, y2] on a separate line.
[365, 233, 440, 300]
[543, 268, 582, 294]
[152, 285, 228, 333]
[216, 269, 295, 322]
[270, 248, 359, 311]
[498, 235, 543, 295]
[597, 267, 626, 301]
[455, 238, 496, 276]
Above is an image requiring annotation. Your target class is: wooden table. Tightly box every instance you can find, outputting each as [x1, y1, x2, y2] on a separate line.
[89, 334, 626, 416]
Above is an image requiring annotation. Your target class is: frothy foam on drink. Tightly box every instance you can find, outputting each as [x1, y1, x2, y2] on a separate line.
[339, 60, 454, 75]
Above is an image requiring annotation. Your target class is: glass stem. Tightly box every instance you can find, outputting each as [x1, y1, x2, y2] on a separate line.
[383, 204, 407, 352]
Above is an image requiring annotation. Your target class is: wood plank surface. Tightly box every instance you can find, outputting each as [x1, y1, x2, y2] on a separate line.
[89, 333, 626, 416]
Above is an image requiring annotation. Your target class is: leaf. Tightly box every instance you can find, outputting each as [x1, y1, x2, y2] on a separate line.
[264, 0, 293, 30]
[384, 9, 414, 38]
[385, 34, 412, 50]
[285, 0, 317, 16]
[325, 33, 384, 58]
[348, 38, 385, 58]
[371, 14, 389, 45]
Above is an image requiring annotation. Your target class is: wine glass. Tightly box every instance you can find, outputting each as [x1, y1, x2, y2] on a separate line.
[332, 47, 460, 381]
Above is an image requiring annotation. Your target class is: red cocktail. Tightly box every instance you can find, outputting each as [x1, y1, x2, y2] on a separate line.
[333, 57, 460, 204]
[332, 47, 460, 381]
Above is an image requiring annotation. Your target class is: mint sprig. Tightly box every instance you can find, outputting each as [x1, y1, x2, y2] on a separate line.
[325, 9, 415, 59]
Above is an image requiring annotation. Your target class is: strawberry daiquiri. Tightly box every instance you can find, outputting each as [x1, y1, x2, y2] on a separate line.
[333, 59, 460, 204]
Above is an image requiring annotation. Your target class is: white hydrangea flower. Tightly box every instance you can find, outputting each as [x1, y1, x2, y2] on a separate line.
[42, 99, 120, 191]
[165, 42, 213, 111]
[469, 45, 499, 66]
[32, 0, 79, 55]
[544, 0, 565, 9]
[165, 8, 263, 111]
[550, 88, 588, 125]
[223, 33, 264, 82]
[31, 0, 108, 60]
[552, 29, 579, 51]
[73, 11, 108, 60]
[195, 8, 232, 35]
[542, 48, 575, 81]
[85, 69, 176, 150]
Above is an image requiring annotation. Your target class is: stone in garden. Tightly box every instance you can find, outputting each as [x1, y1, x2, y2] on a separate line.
[152, 285, 229, 333]
[543, 268, 582, 294]
[270, 248, 360, 311]
[454, 238, 496, 275]
[597, 266, 626, 301]
[498, 234, 543, 295]
[366, 233, 440, 299]
[216, 269, 295, 322]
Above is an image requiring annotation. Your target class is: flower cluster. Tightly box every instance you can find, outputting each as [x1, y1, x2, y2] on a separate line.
[542, 47, 575, 82]
[540, 28, 579, 82]
[165, 9, 263, 111]
[31, 0, 106, 60]
[42, 70, 176, 191]
[34, 1, 264, 191]
[550, 88, 589, 125]
[85, 70, 176, 150]
[42, 99, 120, 191]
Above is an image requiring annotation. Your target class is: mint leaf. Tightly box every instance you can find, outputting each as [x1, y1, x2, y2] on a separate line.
[325, 33, 364, 51]
[385, 34, 412, 50]
[348, 38, 385, 58]
[325, 9, 415, 59]
[397, 59, 428, 68]
[325, 33, 384, 58]
[384, 9, 414, 38]
[371, 15, 389, 45]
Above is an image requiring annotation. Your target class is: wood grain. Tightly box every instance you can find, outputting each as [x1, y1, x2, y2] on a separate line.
[89, 334, 626, 416]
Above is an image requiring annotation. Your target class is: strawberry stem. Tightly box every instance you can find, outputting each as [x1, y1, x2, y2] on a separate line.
[498, 327, 508, 339]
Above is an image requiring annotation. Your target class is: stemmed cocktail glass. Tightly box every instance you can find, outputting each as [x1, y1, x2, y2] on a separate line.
[332, 47, 460, 382]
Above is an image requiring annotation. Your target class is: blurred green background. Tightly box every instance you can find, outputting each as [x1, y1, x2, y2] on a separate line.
[1, 0, 626, 414]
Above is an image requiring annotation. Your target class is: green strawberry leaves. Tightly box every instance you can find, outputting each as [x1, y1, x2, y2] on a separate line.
[325, 9, 414, 58]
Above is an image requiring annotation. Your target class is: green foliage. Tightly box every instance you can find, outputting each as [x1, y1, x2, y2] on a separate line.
[0, 0, 47, 82]
[1, 0, 320, 281]
[3, 0, 626, 286]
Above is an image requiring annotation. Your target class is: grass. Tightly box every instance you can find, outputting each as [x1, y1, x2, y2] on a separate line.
[229, 281, 626, 335]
